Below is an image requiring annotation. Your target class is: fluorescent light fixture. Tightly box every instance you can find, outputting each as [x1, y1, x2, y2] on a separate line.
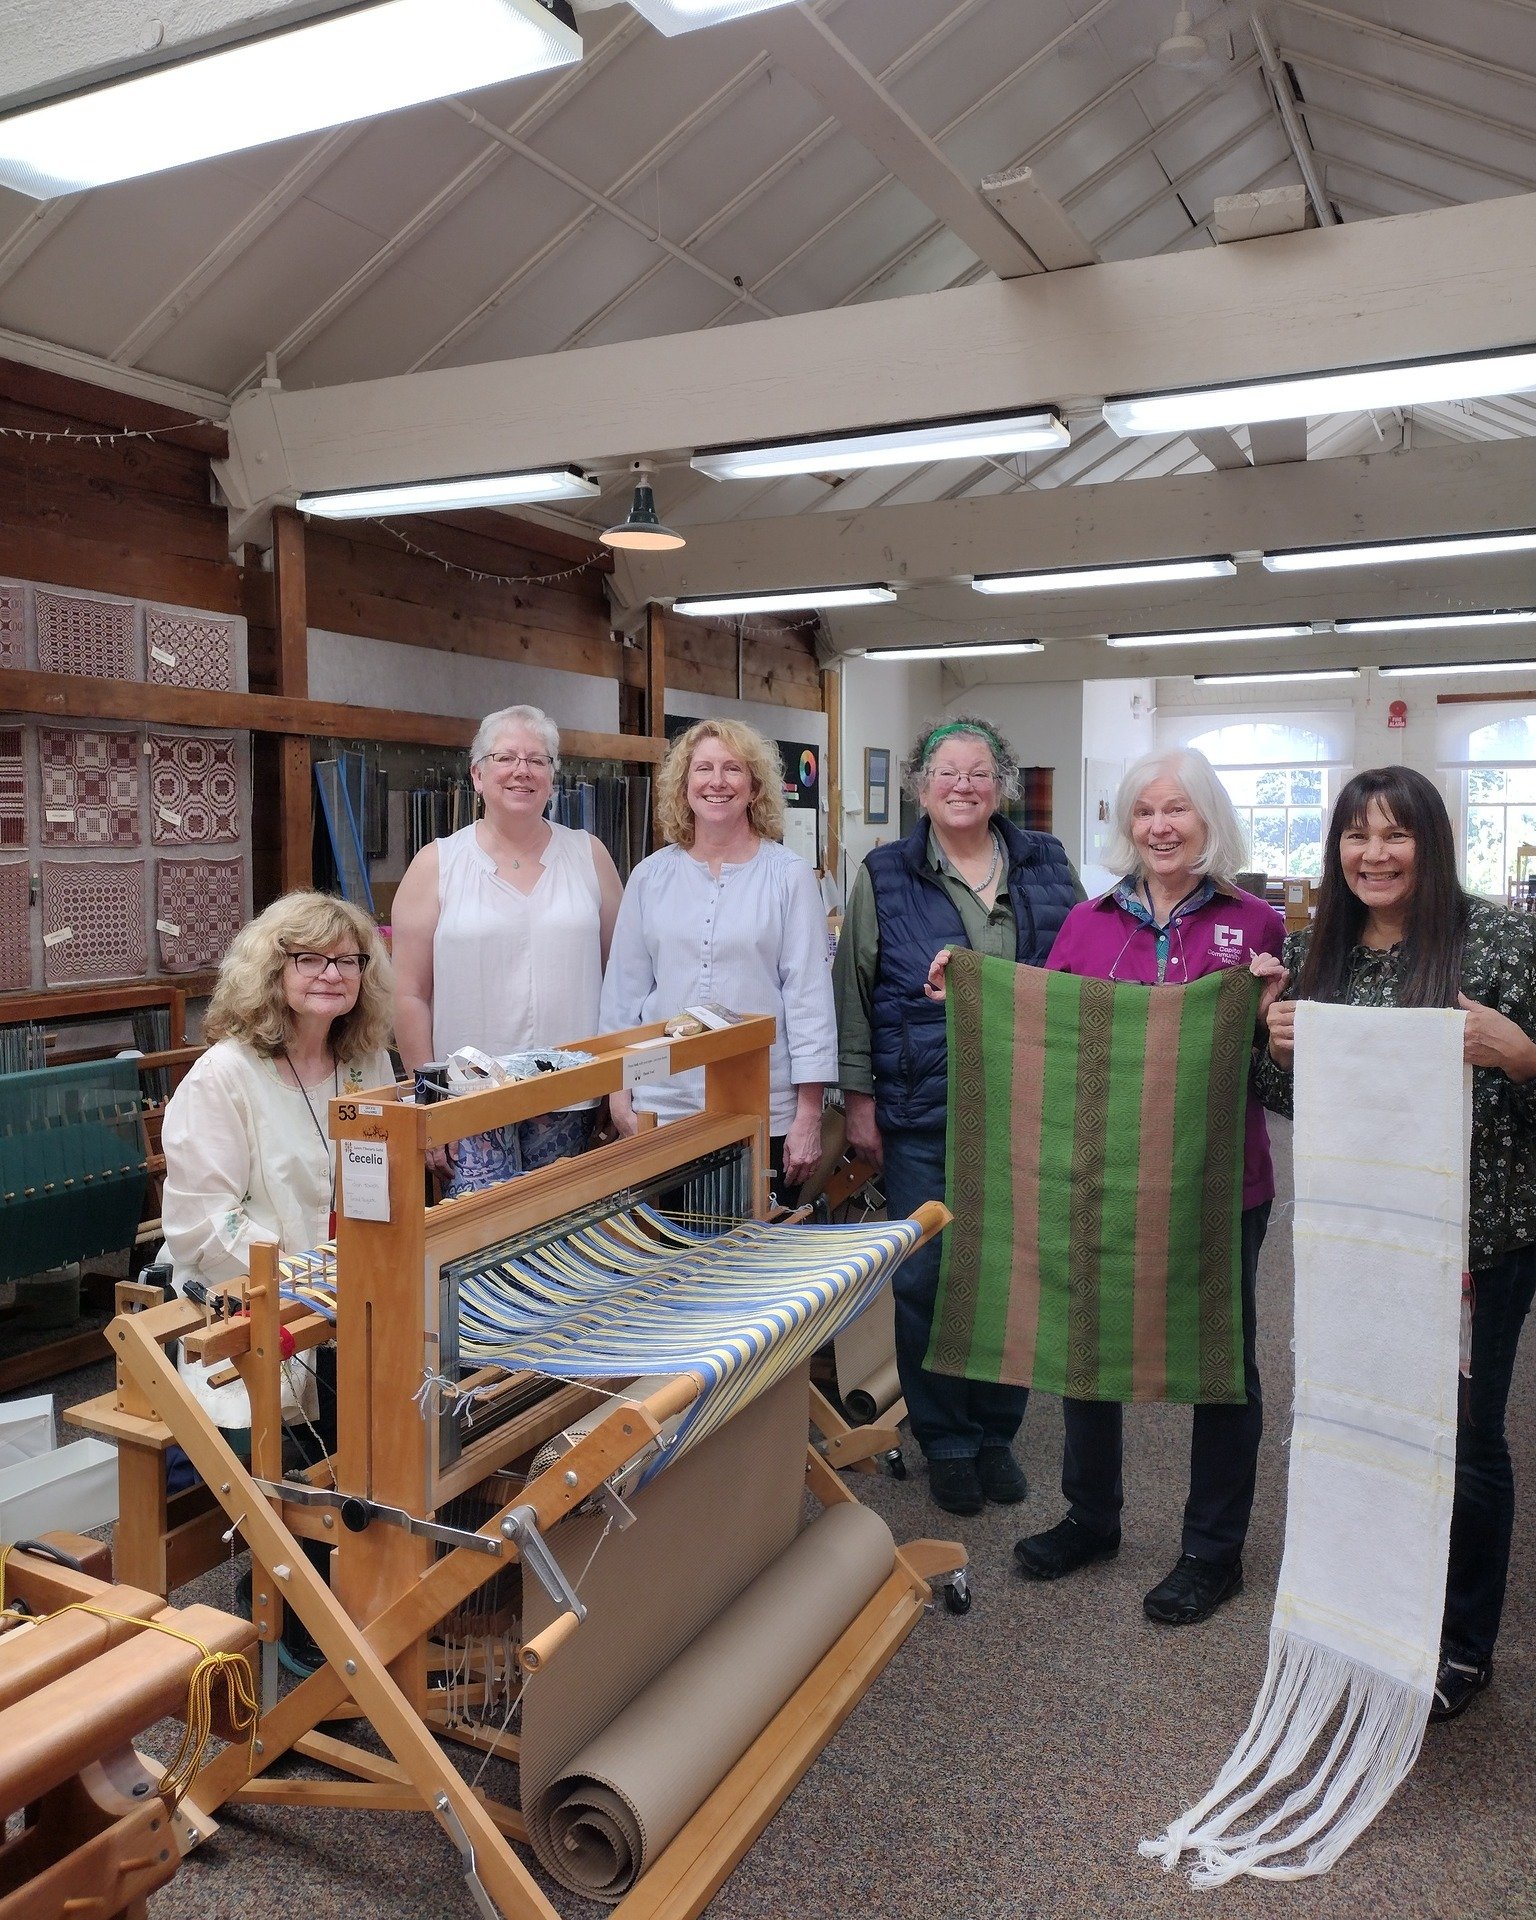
[296, 465, 599, 519]
[692, 409, 1069, 481]
[1334, 609, 1536, 636]
[973, 556, 1235, 594]
[0, 0, 581, 199]
[673, 585, 897, 616]
[1379, 660, 1536, 678]
[1263, 529, 1536, 573]
[626, 0, 795, 35]
[1196, 669, 1359, 686]
[1104, 346, 1536, 437]
[869, 642, 1045, 661]
[1105, 623, 1313, 649]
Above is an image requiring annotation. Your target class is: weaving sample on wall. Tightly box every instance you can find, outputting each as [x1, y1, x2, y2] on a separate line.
[156, 855, 245, 972]
[146, 608, 236, 691]
[41, 859, 148, 985]
[1144, 1003, 1468, 1883]
[0, 583, 22, 669]
[927, 952, 1254, 1403]
[39, 727, 140, 847]
[0, 859, 29, 991]
[148, 732, 240, 844]
[0, 726, 23, 849]
[35, 589, 137, 679]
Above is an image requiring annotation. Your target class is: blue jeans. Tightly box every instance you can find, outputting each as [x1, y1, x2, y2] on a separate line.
[883, 1125, 1028, 1461]
[1443, 1241, 1536, 1666]
[1060, 1201, 1270, 1562]
[444, 1109, 595, 1198]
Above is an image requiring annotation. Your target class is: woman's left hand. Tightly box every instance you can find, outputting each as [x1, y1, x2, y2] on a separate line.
[1457, 992, 1536, 1080]
[781, 1111, 824, 1189]
[923, 948, 955, 1003]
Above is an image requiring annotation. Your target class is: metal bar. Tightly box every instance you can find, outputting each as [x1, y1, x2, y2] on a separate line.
[1251, 11, 1338, 225]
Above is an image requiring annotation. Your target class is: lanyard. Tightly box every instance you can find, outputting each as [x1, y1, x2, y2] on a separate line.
[280, 1047, 339, 1239]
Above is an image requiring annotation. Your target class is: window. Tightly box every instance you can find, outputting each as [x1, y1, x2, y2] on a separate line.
[1185, 722, 1335, 881]
[1463, 717, 1536, 898]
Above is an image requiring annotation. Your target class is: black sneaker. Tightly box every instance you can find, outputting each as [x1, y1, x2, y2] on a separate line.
[977, 1445, 1028, 1505]
[927, 1456, 984, 1516]
[1429, 1654, 1491, 1722]
[1014, 1514, 1119, 1580]
[1142, 1553, 1243, 1625]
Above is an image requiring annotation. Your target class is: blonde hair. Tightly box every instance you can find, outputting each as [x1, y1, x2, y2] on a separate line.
[655, 719, 786, 849]
[204, 891, 394, 1064]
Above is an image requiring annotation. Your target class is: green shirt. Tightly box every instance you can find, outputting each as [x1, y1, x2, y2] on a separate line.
[1253, 896, 1536, 1268]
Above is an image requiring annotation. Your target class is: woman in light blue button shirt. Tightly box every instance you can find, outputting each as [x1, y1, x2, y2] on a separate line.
[600, 719, 837, 1195]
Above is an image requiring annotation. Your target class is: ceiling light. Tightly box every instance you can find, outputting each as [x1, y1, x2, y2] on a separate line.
[0, 0, 582, 199]
[673, 585, 897, 616]
[601, 462, 685, 552]
[1105, 624, 1313, 649]
[1263, 529, 1536, 573]
[1104, 345, 1536, 437]
[1195, 669, 1359, 686]
[1334, 609, 1536, 635]
[973, 557, 1235, 594]
[869, 642, 1045, 661]
[626, 0, 795, 35]
[1379, 660, 1536, 678]
[297, 466, 599, 519]
[692, 410, 1069, 481]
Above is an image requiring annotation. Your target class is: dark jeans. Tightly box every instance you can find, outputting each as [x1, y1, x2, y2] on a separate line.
[1061, 1201, 1271, 1564]
[1443, 1241, 1536, 1666]
[883, 1124, 1028, 1461]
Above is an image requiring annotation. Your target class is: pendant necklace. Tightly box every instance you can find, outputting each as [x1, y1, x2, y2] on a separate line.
[282, 1045, 340, 1239]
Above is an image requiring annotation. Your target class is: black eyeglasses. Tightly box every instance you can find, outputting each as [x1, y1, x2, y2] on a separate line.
[284, 950, 370, 978]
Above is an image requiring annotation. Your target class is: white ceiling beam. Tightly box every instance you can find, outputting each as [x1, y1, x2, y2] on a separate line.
[1190, 430, 1251, 470]
[610, 436, 1536, 608]
[216, 191, 1536, 513]
[750, 4, 1046, 278]
[0, 193, 83, 290]
[0, 0, 311, 104]
[980, 165, 1095, 270]
[1300, 102, 1536, 197]
[1251, 12, 1337, 226]
[1279, 45, 1536, 149]
[1247, 419, 1309, 463]
[1282, 0, 1536, 94]
[0, 322, 228, 417]
[1317, 151, 1453, 212]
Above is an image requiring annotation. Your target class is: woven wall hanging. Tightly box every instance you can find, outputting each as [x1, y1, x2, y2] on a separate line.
[35, 589, 138, 680]
[148, 732, 241, 845]
[39, 727, 141, 848]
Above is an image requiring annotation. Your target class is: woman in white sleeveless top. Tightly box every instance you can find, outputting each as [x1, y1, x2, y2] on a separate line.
[393, 704, 622, 1195]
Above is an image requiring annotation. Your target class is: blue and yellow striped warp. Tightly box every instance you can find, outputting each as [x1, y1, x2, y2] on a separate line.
[277, 1243, 338, 1319]
[456, 1206, 923, 1477]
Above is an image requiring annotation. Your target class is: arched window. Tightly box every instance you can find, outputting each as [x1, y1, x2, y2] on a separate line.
[1186, 722, 1334, 880]
[1463, 715, 1536, 899]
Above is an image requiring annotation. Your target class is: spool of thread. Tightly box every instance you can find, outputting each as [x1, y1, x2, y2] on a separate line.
[415, 1063, 449, 1105]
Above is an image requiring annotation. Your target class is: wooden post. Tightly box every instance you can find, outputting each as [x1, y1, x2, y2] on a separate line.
[273, 508, 312, 896]
[821, 664, 841, 885]
[645, 602, 667, 741]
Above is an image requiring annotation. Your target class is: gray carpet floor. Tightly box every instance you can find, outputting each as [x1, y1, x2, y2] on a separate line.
[29, 1121, 1536, 1920]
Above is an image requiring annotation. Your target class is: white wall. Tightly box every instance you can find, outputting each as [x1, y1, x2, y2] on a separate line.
[1079, 676, 1155, 891]
[943, 679, 1086, 865]
[307, 628, 621, 732]
[1154, 670, 1441, 787]
[837, 656, 943, 891]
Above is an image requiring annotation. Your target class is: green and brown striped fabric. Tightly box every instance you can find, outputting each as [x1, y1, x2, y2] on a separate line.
[925, 951, 1256, 1404]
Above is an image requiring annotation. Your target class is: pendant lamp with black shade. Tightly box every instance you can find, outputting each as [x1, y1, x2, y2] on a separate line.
[601, 461, 685, 552]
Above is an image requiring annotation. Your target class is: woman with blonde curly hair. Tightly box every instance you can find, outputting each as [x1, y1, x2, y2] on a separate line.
[600, 718, 836, 1196]
[160, 891, 396, 1434]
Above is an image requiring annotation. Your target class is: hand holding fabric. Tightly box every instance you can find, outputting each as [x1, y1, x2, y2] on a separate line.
[1266, 997, 1298, 1067]
[1457, 991, 1536, 1080]
[923, 947, 955, 1003]
[1249, 948, 1290, 1024]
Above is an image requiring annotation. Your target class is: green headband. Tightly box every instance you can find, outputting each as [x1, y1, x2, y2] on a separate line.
[922, 721, 997, 759]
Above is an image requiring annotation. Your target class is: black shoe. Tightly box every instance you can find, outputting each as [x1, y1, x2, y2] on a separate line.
[927, 1456, 984, 1516]
[1014, 1515, 1119, 1580]
[977, 1445, 1028, 1505]
[1429, 1654, 1491, 1722]
[1143, 1553, 1243, 1625]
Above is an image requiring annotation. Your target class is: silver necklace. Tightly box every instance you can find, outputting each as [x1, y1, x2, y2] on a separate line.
[954, 837, 1001, 896]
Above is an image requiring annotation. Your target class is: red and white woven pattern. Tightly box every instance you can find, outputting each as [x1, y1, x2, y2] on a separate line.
[35, 590, 137, 680]
[148, 732, 241, 845]
[0, 858, 30, 991]
[41, 859, 148, 985]
[0, 583, 22, 670]
[39, 727, 141, 847]
[146, 609, 237, 692]
[156, 855, 246, 973]
[0, 726, 23, 850]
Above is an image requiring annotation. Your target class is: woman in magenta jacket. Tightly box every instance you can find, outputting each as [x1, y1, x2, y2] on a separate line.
[1014, 748, 1285, 1626]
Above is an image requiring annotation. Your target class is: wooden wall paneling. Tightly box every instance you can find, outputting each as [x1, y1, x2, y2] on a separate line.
[0, 357, 227, 457]
[663, 614, 822, 712]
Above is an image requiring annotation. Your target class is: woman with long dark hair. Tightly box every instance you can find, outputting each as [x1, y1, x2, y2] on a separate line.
[1253, 765, 1536, 1721]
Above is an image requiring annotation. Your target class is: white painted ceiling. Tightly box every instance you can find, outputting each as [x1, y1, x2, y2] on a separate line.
[2, 0, 1534, 607]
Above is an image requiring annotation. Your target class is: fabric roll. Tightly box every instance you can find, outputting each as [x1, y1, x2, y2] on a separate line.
[527, 1499, 893, 1899]
[1143, 1002, 1469, 1884]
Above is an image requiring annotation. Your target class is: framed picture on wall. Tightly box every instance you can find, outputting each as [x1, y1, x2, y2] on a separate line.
[865, 747, 890, 825]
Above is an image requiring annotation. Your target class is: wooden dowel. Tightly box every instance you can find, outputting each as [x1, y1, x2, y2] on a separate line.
[634, 1372, 702, 1426]
[517, 1609, 580, 1674]
[908, 1200, 953, 1242]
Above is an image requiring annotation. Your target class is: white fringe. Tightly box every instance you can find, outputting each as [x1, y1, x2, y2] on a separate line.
[1139, 1627, 1430, 1885]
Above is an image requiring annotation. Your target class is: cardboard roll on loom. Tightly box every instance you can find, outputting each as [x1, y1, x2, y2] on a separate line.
[521, 1368, 895, 1901]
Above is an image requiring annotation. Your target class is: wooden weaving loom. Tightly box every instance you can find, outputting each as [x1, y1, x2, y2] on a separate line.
[94, 1015, 966, 1920]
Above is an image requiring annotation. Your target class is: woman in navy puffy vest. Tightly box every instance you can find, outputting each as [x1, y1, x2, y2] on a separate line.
[832, 717, 1078, 1516]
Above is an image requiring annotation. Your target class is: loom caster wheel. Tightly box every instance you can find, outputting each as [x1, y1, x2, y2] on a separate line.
[941, 1570, 972, 1615]
[883, 1447, 907, 1480]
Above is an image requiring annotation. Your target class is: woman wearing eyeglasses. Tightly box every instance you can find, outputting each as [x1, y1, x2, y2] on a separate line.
[159, 890, 395, 1434]
[833, 716, 1080, 1516]
[392, 704, 623, 1195]
[1013, 749, 1283, 1625]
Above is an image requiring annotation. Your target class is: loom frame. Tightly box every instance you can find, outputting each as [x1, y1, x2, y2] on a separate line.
[94, 1016, 962, 1920]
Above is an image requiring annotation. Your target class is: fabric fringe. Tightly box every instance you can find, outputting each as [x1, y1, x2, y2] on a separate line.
[1140, 1627, 1430, 1885]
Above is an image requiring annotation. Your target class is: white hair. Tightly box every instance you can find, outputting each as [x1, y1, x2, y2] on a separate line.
[469, 704, 561, 770]
[1104, 748, 1248, 887]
